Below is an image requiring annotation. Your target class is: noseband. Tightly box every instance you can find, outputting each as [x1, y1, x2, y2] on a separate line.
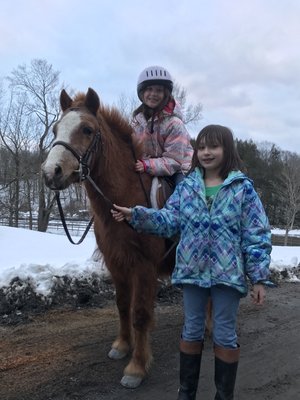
[52, 131, 101, 181]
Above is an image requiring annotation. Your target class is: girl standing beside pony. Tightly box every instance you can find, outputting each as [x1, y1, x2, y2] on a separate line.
[111, 124, 273, 399]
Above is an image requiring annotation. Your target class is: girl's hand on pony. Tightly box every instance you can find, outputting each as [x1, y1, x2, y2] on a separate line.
[135, 160, 145, 173]
[111, 204, 133, 222]
[251, 284, 266, 306]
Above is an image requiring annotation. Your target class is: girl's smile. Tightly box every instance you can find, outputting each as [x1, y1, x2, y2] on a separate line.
[142, 85, 165, 109]
[197, 144, 224, 174]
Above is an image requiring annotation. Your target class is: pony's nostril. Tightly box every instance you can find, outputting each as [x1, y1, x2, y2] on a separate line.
[54, 165, 62, 177]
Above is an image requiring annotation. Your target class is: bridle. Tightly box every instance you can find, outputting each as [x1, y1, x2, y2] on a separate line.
[52, 131, 101, 183]
[51, 129, 115, 244]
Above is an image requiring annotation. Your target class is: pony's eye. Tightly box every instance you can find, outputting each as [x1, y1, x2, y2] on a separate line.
[83, 127, 93, 135]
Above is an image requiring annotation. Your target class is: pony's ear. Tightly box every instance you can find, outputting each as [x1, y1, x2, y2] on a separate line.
[60, 89, 73, 111]
[85, 88, 100, 116]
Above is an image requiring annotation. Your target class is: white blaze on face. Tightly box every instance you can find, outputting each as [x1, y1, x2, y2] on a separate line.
[43, 111, 82, 174]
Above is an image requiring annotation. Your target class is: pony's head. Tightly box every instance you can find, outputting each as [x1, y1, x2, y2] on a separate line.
[42, 88, 101, 190]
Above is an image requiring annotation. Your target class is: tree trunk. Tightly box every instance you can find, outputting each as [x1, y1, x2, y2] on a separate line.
[37, 173, 56, 232]
[284, 213, 295, 246]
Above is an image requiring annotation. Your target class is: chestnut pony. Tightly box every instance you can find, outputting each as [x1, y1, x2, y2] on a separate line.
[42, 88, 175, 389]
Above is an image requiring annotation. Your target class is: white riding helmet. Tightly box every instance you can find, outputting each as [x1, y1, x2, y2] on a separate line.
[137, 65, 173, 101]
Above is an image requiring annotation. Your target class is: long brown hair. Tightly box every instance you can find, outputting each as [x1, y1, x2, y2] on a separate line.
[190, 124, 244, 179]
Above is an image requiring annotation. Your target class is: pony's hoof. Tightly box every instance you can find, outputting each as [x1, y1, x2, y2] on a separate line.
[108, 347, 127, 360]
[120, 374, 143, 388]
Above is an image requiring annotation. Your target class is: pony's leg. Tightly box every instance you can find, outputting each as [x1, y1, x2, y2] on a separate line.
[108, 277, 132, 360]
[121, 264, 157, 388]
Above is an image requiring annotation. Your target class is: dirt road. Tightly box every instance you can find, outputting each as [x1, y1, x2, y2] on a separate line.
[0, 282, 299, 400]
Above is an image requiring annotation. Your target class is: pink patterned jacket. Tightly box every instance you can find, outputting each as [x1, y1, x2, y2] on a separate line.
[131, 100, 193, 176]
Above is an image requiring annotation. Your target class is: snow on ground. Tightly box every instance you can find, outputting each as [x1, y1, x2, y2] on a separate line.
[0, 226, 299, 298]
[271, 228, 300, 237]
[0, 226, 108, 296]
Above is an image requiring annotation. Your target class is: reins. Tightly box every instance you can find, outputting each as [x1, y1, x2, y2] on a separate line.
[55, 191, 94, 245]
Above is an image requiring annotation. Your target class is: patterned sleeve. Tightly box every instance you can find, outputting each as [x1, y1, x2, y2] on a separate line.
[240, 182, 272, 283]
[130, 187, 182, 237]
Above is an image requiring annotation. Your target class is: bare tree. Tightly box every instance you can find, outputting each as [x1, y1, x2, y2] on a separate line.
[114, 92, 139, 120]
[279, 152, 300, 245]
[0, 90, 35, 226]
[172, 82, 202, 126]
[7, 59, 61, 231]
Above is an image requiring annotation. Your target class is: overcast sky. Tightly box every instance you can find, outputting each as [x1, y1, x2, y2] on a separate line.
[1, 0, 299, 153]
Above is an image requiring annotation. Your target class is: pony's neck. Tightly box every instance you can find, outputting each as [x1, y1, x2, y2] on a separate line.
[88, 130, 137, 205]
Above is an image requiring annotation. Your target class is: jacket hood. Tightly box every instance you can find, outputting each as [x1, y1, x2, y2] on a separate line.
[164, 98, 184, 121]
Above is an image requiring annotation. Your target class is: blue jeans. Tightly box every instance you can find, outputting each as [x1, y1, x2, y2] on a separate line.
[182, 284, 241, 348]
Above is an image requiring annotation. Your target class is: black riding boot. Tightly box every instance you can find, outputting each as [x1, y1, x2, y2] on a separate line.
[177, 340, 203, 400]
[214, 345, 240, 400]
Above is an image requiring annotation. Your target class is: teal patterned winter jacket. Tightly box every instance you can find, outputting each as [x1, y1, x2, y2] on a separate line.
[130, 168, 272, 296]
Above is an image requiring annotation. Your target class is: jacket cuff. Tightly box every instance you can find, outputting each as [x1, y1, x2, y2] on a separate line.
[140, 159, 148, 172]
[254, 280, 277, 288]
